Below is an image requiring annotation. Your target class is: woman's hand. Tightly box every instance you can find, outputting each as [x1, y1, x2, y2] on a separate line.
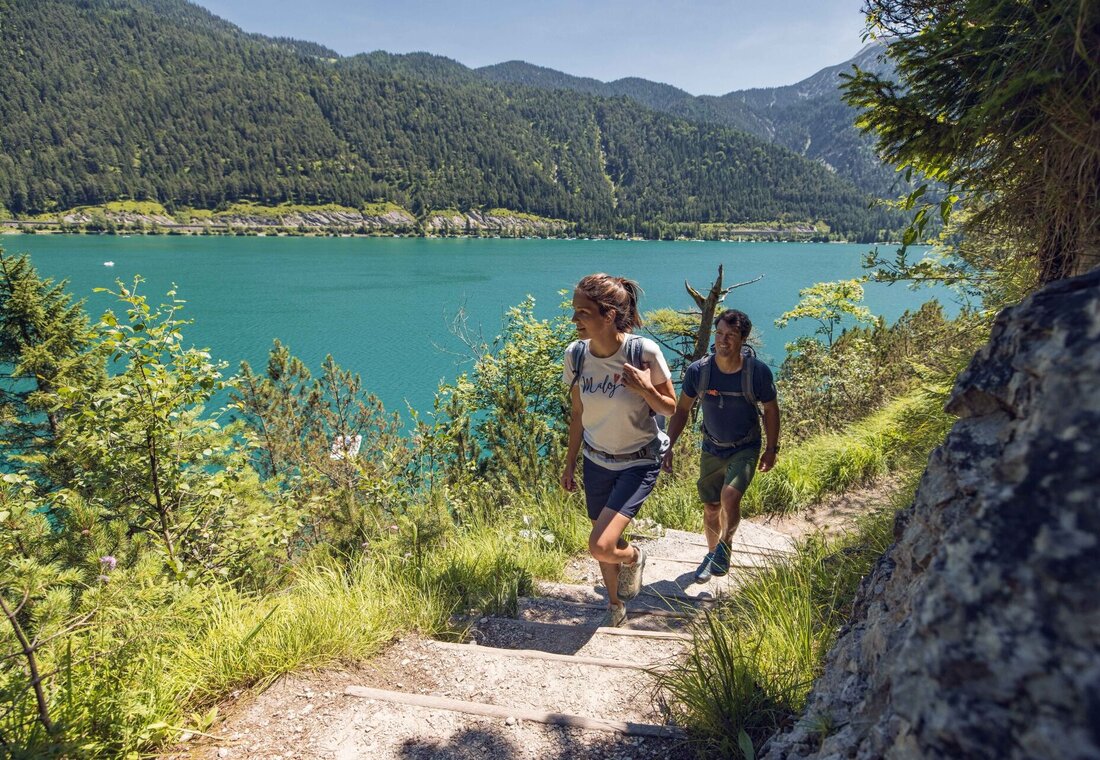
[624, 363, 677, 417]
[561, 462, 578, 492]
[621, 362, 655, 394]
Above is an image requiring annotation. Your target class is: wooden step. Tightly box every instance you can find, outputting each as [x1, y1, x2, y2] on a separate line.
[521, 596, 691, 620]
[536, 580, 716, 611]
[517, 595, 691, 634]
[535, 581, 722, 611]
[649, 553, 769, 568]
[355, 635, 678, 728]
[495, 617, 692, 641]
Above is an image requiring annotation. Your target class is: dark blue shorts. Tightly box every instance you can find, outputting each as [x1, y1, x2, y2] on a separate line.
[582, 456, 660, 521]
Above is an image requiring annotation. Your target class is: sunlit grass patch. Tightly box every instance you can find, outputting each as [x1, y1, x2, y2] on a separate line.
[742, 390, 949, 516]
[657, 477, 912, 759]
[172, 559, 443, 705]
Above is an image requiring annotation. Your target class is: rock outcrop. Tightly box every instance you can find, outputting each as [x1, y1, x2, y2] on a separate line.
[424, 209, 570, 235]
[764, 269, 1100, 759]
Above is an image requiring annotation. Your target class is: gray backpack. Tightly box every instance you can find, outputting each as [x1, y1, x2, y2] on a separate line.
[569, 335, 665, 429]
[696, 346, 762, 449]
[568, 335, 647, 389]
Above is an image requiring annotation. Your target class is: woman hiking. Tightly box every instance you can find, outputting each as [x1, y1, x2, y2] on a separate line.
[560, 273, 677, 626]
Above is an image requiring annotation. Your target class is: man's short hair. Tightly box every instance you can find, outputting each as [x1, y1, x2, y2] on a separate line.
[714, 309, 752, 339]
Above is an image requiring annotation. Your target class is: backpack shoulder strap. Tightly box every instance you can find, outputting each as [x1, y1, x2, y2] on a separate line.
[697, 354, 713, 399]
[626, 334, 645, 369]
[741, 351, 757, 408]
[568, 341, 587, 388]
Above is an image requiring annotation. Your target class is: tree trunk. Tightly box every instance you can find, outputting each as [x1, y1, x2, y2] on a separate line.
[0, 593, 54, 735]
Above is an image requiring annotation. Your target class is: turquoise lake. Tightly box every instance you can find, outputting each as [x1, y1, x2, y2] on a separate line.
[8, 235, 952, 417]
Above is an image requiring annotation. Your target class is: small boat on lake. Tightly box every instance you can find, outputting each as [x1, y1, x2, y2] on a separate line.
[103, 261, 115, 266]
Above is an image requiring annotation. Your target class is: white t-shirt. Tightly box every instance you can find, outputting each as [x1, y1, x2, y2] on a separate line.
[562, 336, 672, 469]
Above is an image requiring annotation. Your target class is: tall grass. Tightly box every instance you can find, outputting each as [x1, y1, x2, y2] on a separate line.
[1, 486, 596, 758]
[657, 477, 917, 759]
[644, 389, 951, 526]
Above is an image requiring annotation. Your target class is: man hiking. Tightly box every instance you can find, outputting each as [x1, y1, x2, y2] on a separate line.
[663, 309, 780, 582]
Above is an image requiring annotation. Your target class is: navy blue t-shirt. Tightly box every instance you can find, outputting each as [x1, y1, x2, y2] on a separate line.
[683, 356, 776, 455]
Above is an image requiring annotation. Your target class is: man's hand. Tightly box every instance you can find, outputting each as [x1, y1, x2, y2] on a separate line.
[661, 449, 674, 474]
[758, 448, 777, 473]
[561, 463, 578, 492]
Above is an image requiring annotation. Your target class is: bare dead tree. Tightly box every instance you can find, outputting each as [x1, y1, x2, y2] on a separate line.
[685, 265, 764, 361]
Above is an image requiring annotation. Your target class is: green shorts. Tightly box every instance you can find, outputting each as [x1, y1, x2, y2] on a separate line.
[697, 447, 760, 504]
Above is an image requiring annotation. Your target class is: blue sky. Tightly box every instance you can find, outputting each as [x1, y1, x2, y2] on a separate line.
[192, 1, 869, 95]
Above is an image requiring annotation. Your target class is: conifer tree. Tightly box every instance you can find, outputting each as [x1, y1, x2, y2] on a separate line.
[0, 247, 104, 472]
[845, 0, 1100, 284]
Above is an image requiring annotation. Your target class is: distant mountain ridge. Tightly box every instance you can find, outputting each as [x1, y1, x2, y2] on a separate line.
[0, 0, 900, 239]
[477, 45, 902, 197]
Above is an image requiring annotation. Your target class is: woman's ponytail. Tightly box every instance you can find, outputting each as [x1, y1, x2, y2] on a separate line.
[618, 277, 644, 331]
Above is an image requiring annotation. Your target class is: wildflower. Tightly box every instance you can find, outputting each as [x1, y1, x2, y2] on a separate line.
[99, 555, 117, 571]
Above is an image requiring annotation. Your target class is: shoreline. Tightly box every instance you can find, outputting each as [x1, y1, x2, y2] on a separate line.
[0, 220, 854, 244]
[0, 201, 867, 243]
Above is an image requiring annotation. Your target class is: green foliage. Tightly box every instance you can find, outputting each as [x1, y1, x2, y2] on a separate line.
[643, 307, 699, 379]
[233, 343, 410, 558]
[775, 279, 873, 347]
[0, 247, 105, 471]
[425, 296, 574, 497]
[778, 300, 985, 440]
[53, 279, 252, 578]
[845, 0, 1100, 283]
[656, 388, 952, 523]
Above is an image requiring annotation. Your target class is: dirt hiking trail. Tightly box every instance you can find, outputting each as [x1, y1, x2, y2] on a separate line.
[170, 521, 798, 759]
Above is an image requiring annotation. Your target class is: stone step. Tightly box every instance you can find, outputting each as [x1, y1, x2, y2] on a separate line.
[468, 615, 689, 667]
[344, 685, 685, 739]
[346, 635, 675, 728]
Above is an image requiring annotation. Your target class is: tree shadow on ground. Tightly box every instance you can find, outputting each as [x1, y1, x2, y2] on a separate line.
[399, 724, 699, 759]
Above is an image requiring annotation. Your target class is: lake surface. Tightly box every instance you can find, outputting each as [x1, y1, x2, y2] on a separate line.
[8, 235, 952, 416]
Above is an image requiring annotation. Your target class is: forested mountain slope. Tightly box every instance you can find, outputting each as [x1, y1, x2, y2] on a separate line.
[0, 0, 895, 237]
[480, 45, 906, 199]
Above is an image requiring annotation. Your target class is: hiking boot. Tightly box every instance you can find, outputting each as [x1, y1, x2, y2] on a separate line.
[601, 603, 627, 628]
[710, 540, 731, 577]
[693, 551, 716, 583]
[617, 546, 647, 600]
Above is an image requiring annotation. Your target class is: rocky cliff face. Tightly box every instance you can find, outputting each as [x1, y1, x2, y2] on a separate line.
[764, 269, 1100, 759]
